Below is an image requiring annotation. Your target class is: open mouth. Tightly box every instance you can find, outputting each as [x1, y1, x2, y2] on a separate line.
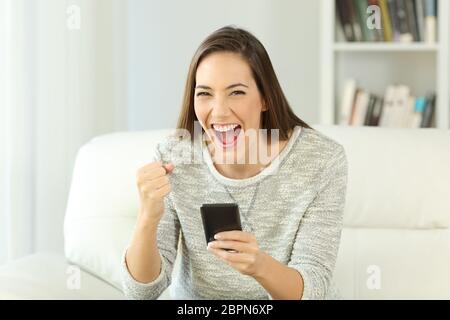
[211, 123, 242, 148]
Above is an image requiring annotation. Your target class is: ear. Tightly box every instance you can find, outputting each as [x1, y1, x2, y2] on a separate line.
[261, 100, 268, 112]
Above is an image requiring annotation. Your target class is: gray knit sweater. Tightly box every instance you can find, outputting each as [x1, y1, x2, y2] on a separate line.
[121, 126, 348, 300]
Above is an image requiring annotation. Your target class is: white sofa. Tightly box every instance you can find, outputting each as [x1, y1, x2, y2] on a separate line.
[1, 125, 449, 299]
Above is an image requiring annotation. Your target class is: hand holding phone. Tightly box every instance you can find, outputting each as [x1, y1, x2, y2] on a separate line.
[200, 203, 242, 245]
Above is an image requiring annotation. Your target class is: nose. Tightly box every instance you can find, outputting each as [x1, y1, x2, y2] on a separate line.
[210, 96, 232, 118]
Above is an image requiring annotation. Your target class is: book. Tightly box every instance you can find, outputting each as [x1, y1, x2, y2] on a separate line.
[349, 0, 363, 41]
[339, 79, 358, 124]
[349, 88, 362, 125]
[379, 0, 394, 41]
[369, 97, 384, 126]
[423, 0, 437, 43]
[364, 94, 377, 125]
[410, 96, 426, 127]
[421, 93, 436, 127]
[354, 0, 373, 41]
[414, 0, 425, 41]
[368, 0, 385, 41]
[336, 0, 356, 41]
[395, 0, 414, 42]
[405, 0, 420, 41]
[352, 90, 371, 125]
[387, 0, 401, 41]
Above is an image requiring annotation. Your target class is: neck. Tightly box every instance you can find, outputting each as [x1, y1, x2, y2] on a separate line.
[210, 133, 291, 180]
[214, 163, 267, 180]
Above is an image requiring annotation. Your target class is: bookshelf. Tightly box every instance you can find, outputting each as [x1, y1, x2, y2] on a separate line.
[333, 42, 439, 51]
[320, 0, 450, 129]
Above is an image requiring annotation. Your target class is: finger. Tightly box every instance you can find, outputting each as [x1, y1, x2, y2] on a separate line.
[207, 247, 234, 267]
[150, 175, 169, 190]
[207, 247, 253, 264]
[140, 166, 166, 180]
[138, 161, 162, 175]
[153, 183, 171, 198]
[214, 230, 255, 242]
[163, 163, 175, 174]
[208, 240, 256, 254]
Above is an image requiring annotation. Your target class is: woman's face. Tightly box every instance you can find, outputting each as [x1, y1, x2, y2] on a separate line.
[194, 52, 267, 158]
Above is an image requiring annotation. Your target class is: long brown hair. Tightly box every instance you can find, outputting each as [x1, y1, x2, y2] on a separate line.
[177, 25, 313, 141]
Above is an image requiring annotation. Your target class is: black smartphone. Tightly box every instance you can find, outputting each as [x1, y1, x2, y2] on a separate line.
[200, 203, 242, 245]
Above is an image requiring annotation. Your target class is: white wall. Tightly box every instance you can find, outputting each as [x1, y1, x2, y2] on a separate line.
[127, 0, 320, 130]
[0, 0, 128, 261]
[32, 0, 128, 254]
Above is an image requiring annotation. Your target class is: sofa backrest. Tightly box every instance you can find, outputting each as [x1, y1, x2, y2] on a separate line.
[314, 125, 450, 299]
[64, 130, 172, 290]
[64, 125, 450, 298]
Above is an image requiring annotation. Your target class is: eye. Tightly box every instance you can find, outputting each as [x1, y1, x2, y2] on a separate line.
[196, 91, 211, 97]
[230, 90, 245, 96]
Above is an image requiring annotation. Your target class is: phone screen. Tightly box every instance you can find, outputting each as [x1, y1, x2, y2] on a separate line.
[200, 203, 242, 245]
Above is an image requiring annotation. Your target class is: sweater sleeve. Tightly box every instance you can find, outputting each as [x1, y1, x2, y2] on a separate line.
[288, 145, 348, 300]
[121, 141, 181, 300]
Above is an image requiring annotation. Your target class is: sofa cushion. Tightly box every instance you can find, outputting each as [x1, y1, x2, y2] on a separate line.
[334, 228, 450, 299]
[0, 252, 124, 299]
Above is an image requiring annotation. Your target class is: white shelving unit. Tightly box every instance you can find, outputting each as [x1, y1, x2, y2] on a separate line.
[319, 0, 450, 129]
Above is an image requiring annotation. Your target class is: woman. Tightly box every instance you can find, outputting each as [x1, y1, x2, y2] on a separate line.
[122, 26, 348, 300]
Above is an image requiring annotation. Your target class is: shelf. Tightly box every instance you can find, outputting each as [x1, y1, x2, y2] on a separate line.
[320, 0, 449, 129]
[334, 43, 440, 52]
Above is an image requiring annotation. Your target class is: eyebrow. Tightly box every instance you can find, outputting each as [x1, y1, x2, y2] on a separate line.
[195, 83, 249, 90]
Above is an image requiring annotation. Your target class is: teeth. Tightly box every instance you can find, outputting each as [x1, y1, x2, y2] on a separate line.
[212, 124, 239, 132]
